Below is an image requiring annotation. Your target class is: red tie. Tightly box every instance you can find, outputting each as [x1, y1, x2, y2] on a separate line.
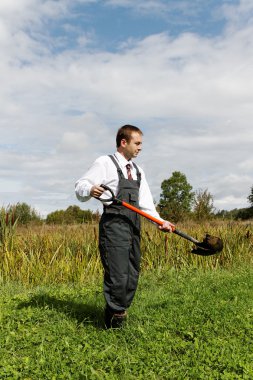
[126, 163, 133, 180]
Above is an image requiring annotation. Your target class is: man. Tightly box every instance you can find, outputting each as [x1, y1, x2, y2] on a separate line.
[75, 125, 173, 329]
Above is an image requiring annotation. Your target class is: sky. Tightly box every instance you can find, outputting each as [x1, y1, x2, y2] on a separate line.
[1, 0, 253, 217]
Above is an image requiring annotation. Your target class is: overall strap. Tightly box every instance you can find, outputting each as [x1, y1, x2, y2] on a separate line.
[108, 155, 124, 179]
[132, 162, 141, 185]
[109, 155, 142, 184]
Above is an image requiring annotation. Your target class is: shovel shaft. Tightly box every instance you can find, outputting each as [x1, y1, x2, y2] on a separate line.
[121, 201, 164, 225]
[173, 229, 200, 244]
[121, 200, 200, 244]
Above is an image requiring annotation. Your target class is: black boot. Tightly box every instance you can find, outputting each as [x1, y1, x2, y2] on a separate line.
[104, 306, 127, 329]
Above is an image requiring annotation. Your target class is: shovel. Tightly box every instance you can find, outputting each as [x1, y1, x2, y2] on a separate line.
[98, 184, 223, 256]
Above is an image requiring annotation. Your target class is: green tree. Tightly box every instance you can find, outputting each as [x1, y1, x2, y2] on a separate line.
[46, 206, 96, 224]
[193, 188, 215, 221]
[235, 207, 253, 220]
[158, 171, 194, 223]
[215, 209, 238, 220]
[65, 205, 93, 224]
[46, 210, 66, 224]
[248, 185, 253, 207]
[8, 202, 41, 225]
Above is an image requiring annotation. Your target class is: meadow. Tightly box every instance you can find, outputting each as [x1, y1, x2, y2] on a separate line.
[1, 220, 253, 284]
[0, 220, 253, 379]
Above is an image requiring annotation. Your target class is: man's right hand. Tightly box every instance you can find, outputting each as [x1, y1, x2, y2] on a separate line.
[90, 185, 105, 198]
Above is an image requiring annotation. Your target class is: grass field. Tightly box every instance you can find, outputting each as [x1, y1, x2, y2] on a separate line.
[0, 220, 253, 378]
[1, 267, 253, 379]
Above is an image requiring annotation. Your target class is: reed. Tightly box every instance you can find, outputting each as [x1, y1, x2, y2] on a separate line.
[0, 219, 252, 285]
[141, 219, 253, 270]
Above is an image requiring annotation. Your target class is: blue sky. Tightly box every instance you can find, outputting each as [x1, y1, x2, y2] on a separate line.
[59, 1, 228, 49]
[39, 1, 236, 53]
[0, 0, 252, 216]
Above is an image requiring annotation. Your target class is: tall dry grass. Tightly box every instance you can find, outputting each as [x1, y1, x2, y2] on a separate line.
[0, 219, 252, 285]
[141, 219, 253, 270]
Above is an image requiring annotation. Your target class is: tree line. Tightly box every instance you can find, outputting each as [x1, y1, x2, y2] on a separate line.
[0, 203, 100, 226]
[159, 171, 253, 222]
[1, 172, 253, 225]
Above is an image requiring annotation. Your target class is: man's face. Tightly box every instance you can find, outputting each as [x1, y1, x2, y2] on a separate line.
[122, 132, 142, 160]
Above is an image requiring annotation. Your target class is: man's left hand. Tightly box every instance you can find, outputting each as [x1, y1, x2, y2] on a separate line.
[159, 221, 175, 233]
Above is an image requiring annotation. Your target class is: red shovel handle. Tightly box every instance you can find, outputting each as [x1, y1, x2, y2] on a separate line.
[122, 200, 175, 231]
[121, 201, 164, 226]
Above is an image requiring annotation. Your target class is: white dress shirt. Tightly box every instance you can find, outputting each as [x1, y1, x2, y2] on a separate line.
[75, 151, 164, 222]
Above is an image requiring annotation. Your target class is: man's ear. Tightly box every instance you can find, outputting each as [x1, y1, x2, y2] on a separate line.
[121, 139, 127, 147]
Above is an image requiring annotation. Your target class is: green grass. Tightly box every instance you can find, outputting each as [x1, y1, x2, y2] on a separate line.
[1, 267, 253, 379]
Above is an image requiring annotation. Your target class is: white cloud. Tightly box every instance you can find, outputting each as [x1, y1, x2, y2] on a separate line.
[57, 132, 88, 153]
[239, 159, 253, 171]
[0, 0, 252, 216]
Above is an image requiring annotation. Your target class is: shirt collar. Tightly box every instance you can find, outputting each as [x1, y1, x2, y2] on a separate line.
[114, 151, 133, 168]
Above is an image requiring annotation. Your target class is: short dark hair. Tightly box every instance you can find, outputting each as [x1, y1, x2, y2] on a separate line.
[116, 125, 143, 147]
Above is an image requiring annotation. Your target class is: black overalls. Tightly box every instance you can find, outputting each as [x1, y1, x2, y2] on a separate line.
[99, 155, 141, 313]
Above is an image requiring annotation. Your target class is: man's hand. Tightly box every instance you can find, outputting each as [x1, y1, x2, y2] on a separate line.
[158, 220, 175, 233]
[90, 185, 105, 198]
